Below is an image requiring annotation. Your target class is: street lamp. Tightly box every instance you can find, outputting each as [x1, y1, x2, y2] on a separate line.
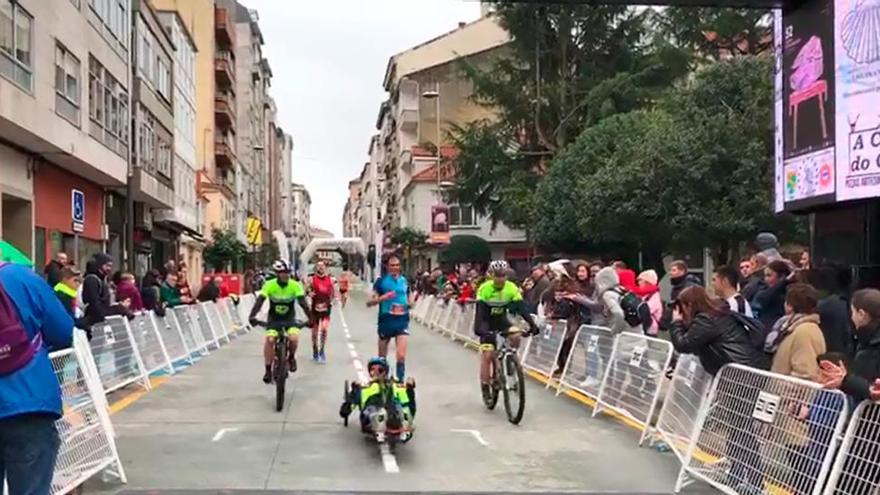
[421, 84, 441, 193]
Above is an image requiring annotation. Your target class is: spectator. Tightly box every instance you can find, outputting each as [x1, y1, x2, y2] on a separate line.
[177, 263, 194, 304]
[160, 272, 183, 307]
[739, 257, 755, 281]
[660, 259, 699, 330]
[43, 251, 68, 287]
[80, 253, 130, 333]
[613, 261, 638, 292]
[457, 275, 475, 304]
[216, 275, 231, 298]
[769, 283, 825, 381]
[741, 253, 769, 302]
[523, 264, 551, 315]
[753, 260, 793, 328]
[551, 264, 594, 375]
[799, 249, 811, 270]
[755, 232, 784, 263]
[821, 288, 880, 495]
[636, 269, 662, 336]
[53, 266, 81, 320]
[0, 261, 74, 495]
[197, 277, 221, 302]
[589, 261, 604, 279]
[670, 286, 766, 375]
[161, 258, 177, 278]
[712, 265, 753, 316]
[115, 272, 143, 312]
[815, 264, 855, 356]
[141, 269, 162, 312]
[595, 267, 640, 335]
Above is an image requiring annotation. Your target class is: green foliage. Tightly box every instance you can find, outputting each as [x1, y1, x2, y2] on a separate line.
[204, 229, 247, 272]
[439, 235, 492, 265]
[389, 227, 428, 254]
[535, 56, 797, 259]
[655, 7, 772, 62]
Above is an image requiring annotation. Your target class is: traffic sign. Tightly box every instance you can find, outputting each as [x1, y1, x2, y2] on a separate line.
[72, 189, 85, 232]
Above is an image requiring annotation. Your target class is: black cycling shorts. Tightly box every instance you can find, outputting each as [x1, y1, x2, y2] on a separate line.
[476, 317, 517, 346]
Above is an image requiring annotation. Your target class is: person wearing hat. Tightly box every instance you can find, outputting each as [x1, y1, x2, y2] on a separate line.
[53, 266, 82, 321]
[80, 253, 130, 334]
[339, 356, 416, 441]
[637, 270, 663, 336]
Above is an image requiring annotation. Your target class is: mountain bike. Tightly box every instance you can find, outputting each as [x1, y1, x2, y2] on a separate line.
[483, 327, 529, 425]
[254, 319, 307, 412]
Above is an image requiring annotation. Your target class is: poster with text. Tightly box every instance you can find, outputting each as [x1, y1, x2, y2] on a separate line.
[835, 0, 880, 202]
[784, 148, 836, 202]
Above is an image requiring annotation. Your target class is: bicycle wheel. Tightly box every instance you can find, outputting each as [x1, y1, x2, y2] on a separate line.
[501, 351, 525, 425]
[343, 380, 350, 427]
[482, 354, 500, 410]
[275, 340, 287, 412]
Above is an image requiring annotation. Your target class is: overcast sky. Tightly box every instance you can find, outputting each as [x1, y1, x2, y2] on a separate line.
[241, 0, 482, 236]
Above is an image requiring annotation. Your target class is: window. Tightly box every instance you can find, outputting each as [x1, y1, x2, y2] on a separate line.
[157, 138, 172, 179]
[89, 55, 128, 157]
[450, 205, 476, 227]
[55, 43, 81, 125]
[0, 1, 31, 91]
[88, 0, 127, 53]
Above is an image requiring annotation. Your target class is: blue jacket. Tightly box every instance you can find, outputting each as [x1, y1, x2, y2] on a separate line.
[0, 264, 74, 419]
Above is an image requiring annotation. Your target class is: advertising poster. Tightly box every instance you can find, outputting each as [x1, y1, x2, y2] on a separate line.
[781, 0, 836, 209]
[430, 205, 450, 245]
[774, 10, 785, 213]
[835, 0, 880, 202]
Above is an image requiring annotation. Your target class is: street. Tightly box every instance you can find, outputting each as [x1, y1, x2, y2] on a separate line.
[87, 290, 701, 493]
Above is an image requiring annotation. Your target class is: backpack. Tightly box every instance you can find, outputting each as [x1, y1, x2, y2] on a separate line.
[0, 265, 42, 375]
[728, 311, 773, 370]
[614, 288, 652, 333]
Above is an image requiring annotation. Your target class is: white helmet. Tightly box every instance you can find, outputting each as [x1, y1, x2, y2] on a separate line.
[272, 259, 291, 273]
[489, 259, 510, 275]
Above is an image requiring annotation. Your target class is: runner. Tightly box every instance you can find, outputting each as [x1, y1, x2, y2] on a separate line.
[366, 254, 411, 382]
[338, 266, 351, 308]
[309, 260, 335, 363]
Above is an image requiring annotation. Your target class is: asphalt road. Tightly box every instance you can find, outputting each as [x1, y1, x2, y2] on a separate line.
[89, 290, 710, 494]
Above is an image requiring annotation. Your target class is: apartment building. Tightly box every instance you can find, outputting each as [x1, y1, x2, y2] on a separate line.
[0, 0, 129, 269]
[342, 178, 362, 239]
[366, 16, 526, 270]
[279, 129, 294, 236]
[290, 182, 311, 262]
[156, 9, 203, 285]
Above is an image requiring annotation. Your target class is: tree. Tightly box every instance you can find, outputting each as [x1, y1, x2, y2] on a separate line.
[655, 7, 772, 62]
[439, 235, 492, 266]
[389, 227, 428, 273]
[447, 4, 689, 229]
[204, 229, 247, 272]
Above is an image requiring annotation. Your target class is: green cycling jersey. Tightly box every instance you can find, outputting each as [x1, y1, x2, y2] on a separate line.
[260, 278, 306, 321]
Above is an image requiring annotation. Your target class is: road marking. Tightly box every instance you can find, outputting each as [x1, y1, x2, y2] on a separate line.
[379, 443, 400, 473]
[347, 342, 356, 351]
[109, 376, 169, 415]
[451, 428, 489, 447]
[212, 427, 238, 442]
[349, 349, 358, 359]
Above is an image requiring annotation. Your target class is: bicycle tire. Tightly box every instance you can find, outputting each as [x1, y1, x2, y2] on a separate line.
[483, 354, 500, 410]
[275, 340, 287, 412]
[343, 380, 350, 427]
[502, 351, 525, 425]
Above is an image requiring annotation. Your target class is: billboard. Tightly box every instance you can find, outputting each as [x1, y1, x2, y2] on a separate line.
[430, 205, 450, 245]
[775, 0, 880, 212]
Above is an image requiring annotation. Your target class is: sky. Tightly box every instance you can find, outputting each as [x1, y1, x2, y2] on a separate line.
[241, 0, 482, 237]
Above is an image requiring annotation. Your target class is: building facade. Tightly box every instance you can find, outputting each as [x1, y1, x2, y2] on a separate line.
[290, 182, 311, 262]
[0, 0, 129, 271]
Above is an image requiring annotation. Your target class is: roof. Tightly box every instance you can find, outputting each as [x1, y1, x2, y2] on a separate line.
[410, 146, 459, 183]
[382, 16, 510, 90]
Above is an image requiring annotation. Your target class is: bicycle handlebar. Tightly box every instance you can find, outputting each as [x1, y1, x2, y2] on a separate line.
[251, 319, 309, 330]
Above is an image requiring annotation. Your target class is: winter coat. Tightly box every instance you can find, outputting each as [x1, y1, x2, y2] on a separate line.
[660, 273, 700, 330]
[841, 320, 880, 402]
[0, 263, 74, 420]
[753, 278, 790, 329]
[44, 259, 64, 287]
[644, 289, 663, 336]
[524, 274, 551, 314]
[141, 284, 161, 311]
[670, 312, 765, 375]
[616, 269, 638, 293]
[771, 313, 826, 381]
[80, 253, 123, 329]
[160, 282, 182, 307]
[817, 294, 855, 356]
[594, 267, 640, 335]
[197, 282, 220, 302]
[115, 281, 143, 312]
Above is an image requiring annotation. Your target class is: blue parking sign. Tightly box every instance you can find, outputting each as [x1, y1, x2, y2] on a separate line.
[72, 189, 85, 224]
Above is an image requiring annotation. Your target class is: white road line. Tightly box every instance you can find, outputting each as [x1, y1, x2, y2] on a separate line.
[379, 443, 400, 473]
[451, 429, 490, 447]
[347, 343, 356, 351]
[349, 349, 358, 359]
[211, 427, 238, 442]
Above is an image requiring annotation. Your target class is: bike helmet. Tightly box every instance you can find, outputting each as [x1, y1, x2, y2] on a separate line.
[272, 259, 290, 273]
[489, 259, 510, 275]
[367, 356, 389, 373]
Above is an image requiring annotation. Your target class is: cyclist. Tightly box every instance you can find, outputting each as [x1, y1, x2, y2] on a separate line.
[338, 266, 351, 308]
[367, 254, 411, 381]
[248, 260, 310, 384]
[475, 259, 540, 402]
[308, 260, 335, 363]
[339, 357, 416, 441]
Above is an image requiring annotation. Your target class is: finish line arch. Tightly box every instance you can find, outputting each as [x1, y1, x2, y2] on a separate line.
[299, 238, 366, 267]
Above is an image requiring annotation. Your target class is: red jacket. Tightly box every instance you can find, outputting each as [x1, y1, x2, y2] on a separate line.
[616, 269, 638, 293]
[458, 283, 475, 304]
[115, 281, 144, 311]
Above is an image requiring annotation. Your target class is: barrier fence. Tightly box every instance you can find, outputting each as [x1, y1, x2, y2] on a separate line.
[409, 293, 880, 495]
[43, 297, 253, 494]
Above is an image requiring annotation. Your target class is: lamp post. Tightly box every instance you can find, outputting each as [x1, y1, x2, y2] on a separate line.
[421, 83, 441, 192]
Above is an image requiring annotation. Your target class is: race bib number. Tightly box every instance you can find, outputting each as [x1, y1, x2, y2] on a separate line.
[390, 303, 406, 316]
[314, 302, 328, 312]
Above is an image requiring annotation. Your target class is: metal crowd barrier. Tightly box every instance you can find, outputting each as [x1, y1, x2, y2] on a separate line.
[675, 364, 850, 495]
[129, 312, 175, 377]
[205, 301, 232, 344]
[651, 353, 714, 463]
[150, 311, 192, 369]
[521, 319, 567, 383]
[557, 324, 616, 401]
[50, 335, 126, 495]
[593, 333, 673, 445]
[194, 303, 221, 350]
[452, 302, 477, 345]
[824, 400, 880, 495]
[437, 300, 456, 335]
[89, 316, 151, 394]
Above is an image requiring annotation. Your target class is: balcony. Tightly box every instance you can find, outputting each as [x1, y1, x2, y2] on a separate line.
[215, 51, 235, 89]
[153, 197, 199, 233]
[132, 169, 174, 209]
[397, 79, 419, 133]
[215, 7, 236, 50]
[215, 134, 236, 170]
[215, 91, 236, 131]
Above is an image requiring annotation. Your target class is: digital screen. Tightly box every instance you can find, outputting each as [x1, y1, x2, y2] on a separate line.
[775, 0, 880, 212]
